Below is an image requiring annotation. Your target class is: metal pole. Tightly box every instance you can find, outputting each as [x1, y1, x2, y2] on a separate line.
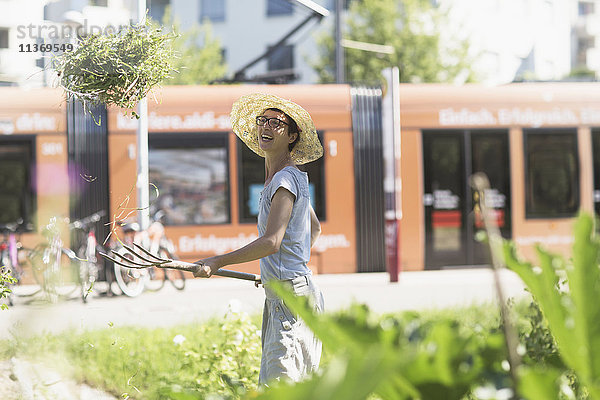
[137, 0, 150, 230]
[382, 67, 401, 282]
[335, 0, 344, 83]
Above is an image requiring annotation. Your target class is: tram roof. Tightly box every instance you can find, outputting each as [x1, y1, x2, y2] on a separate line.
[399, 82, 600, 106]
[107, 84, 353, 133]
[0, 87, 65, 112]
[0, 87, 65, 134]
[398, 82, 600, 129]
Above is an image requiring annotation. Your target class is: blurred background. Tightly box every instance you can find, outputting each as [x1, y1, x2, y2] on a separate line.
[1, 0, 598, 87]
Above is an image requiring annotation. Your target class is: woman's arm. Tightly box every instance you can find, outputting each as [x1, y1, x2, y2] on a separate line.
[193, 187, 295, 277]
[310, 204, 321, 248]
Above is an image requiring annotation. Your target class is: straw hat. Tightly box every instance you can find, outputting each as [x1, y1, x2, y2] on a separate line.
[230, 93, 323, 165]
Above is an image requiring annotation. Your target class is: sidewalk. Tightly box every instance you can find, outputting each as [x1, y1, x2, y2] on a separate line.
[1, 268, 528, 340]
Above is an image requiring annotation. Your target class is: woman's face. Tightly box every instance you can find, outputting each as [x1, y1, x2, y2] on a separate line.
[257, 109, 297, 154]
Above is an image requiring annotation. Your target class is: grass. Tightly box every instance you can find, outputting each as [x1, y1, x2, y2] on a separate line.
[0, 300, 531, 400]
[1, 310, 262, 399]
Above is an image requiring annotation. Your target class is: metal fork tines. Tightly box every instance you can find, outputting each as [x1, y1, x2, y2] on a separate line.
[99, 242, 262, 282]
[100, 242, 172, 270]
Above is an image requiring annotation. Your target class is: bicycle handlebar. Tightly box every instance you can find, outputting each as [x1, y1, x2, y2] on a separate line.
[70, 210, 107, 230]
[0, 219, 33, 234]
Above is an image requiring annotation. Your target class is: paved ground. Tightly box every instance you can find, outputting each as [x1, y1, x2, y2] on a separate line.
[1, 268, 529, 340]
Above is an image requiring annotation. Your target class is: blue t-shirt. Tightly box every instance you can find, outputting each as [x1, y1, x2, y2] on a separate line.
[257, 166, 312, 283]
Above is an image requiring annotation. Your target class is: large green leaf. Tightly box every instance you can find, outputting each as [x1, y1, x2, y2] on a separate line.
[568, 215, 600, 382]
[504, 213, 600, 398]
[260, 281, 500, 400]
[517, 366, 561, 400]
[247, 352, 401, 400]
[251, 281, 416, 400]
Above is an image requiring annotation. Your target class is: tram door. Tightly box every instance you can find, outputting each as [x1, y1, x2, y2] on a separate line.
[423, 131, 511, 269]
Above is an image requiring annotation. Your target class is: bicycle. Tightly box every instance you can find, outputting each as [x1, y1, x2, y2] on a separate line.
[0, 219, 39, 306]
[143, 216, 186, 292]
[112, 211, 185, 296]
[70, 210, 110, 303]
[27, 217, 81, 303]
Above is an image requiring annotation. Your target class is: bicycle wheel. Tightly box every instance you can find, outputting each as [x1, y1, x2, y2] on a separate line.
[112, 246, 147, 297]
[28, 245, 47, 287]
[166, 269, 186, 290]
[12, 247, 42, 298]
[77, 245, 98, 303]
[144, 267, 166, 292]
[159, 247, 186, 291]
[46, 248, 79, 301]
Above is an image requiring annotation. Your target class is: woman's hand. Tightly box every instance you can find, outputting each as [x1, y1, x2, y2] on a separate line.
[193, 256, 223, 278]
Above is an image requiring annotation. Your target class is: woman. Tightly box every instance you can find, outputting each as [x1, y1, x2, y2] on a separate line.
[193, 93, 325, 386]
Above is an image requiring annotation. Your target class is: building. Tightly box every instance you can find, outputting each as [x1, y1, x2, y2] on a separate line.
[0, 0, 132, 87]
[164, 0, 598, 85]
[572, 0, 600, 77]
[439, 0, 574, 84]
[0, 0, 45, 87]
[1, 1, 599, 86]
[163, 0, 331, 84]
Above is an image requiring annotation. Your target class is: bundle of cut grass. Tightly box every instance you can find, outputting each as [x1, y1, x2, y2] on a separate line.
[53, 20, 178, 118]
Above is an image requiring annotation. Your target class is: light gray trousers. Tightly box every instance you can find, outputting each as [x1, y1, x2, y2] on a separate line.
[259, 275, 324, 386]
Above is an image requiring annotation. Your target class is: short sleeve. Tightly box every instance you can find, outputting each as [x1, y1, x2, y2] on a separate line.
[269, 170, 298, 202]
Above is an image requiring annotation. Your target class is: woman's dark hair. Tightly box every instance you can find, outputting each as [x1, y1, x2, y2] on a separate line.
[266, 108, 300, 152]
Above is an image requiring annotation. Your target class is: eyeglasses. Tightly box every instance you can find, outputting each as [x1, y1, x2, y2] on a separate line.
[256, 116, 289, 129]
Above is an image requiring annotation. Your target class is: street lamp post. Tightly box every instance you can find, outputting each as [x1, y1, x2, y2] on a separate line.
[335, 0, 344, 83]
[137, 0, 150, 230]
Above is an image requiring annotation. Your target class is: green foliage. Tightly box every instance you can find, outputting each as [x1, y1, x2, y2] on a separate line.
[159, 6, 227, 85]
[520, 301, 562, 367]
[0, 266, 17, 310]
[516, 300, 589, 400]
[3, 309, 262, 400]
[566, 67, 597, 80]
[13, 286, 599, 399]
[312, 0, 475, 85]
[518, 366, 563, 400]
[251, 282, 509, 400]
[504, 213, 600, 399]
[53, 18, 178, 117]
[0, 301, 524, 400]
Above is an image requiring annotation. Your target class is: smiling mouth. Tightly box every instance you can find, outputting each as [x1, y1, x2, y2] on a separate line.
[261, 134, 273, 142]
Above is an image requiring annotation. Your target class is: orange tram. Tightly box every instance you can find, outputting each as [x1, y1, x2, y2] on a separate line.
[1, 83, 600, 278]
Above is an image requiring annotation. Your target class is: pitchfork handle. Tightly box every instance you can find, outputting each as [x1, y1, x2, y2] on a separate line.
[215, 269, 261, 282]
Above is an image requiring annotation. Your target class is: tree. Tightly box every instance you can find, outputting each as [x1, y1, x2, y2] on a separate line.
[312, 0, 475, 85]
[157, 7, 227, 85]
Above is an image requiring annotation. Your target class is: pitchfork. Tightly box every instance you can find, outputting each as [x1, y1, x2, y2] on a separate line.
[99, 243, 261, 284]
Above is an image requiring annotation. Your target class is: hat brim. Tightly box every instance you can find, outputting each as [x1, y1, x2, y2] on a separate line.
[230, 93, 323, 165]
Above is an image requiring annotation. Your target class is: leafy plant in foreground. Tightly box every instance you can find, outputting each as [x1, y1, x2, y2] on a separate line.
[504, 213, 600, 399]
[246, 284, 508, 400]
[0, 266, 17, 310]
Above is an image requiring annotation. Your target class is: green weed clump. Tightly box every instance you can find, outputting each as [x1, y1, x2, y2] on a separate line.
[2, 309, 261, 400]
[53, 19, 178, 118]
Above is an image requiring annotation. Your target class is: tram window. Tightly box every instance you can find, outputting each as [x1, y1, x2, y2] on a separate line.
[237, 131, 326, 223]
[524, 130, 579, 218]
[0, 139, 35, 227]
[148, 133, 230, 226]
[298, 140, 326, 221]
